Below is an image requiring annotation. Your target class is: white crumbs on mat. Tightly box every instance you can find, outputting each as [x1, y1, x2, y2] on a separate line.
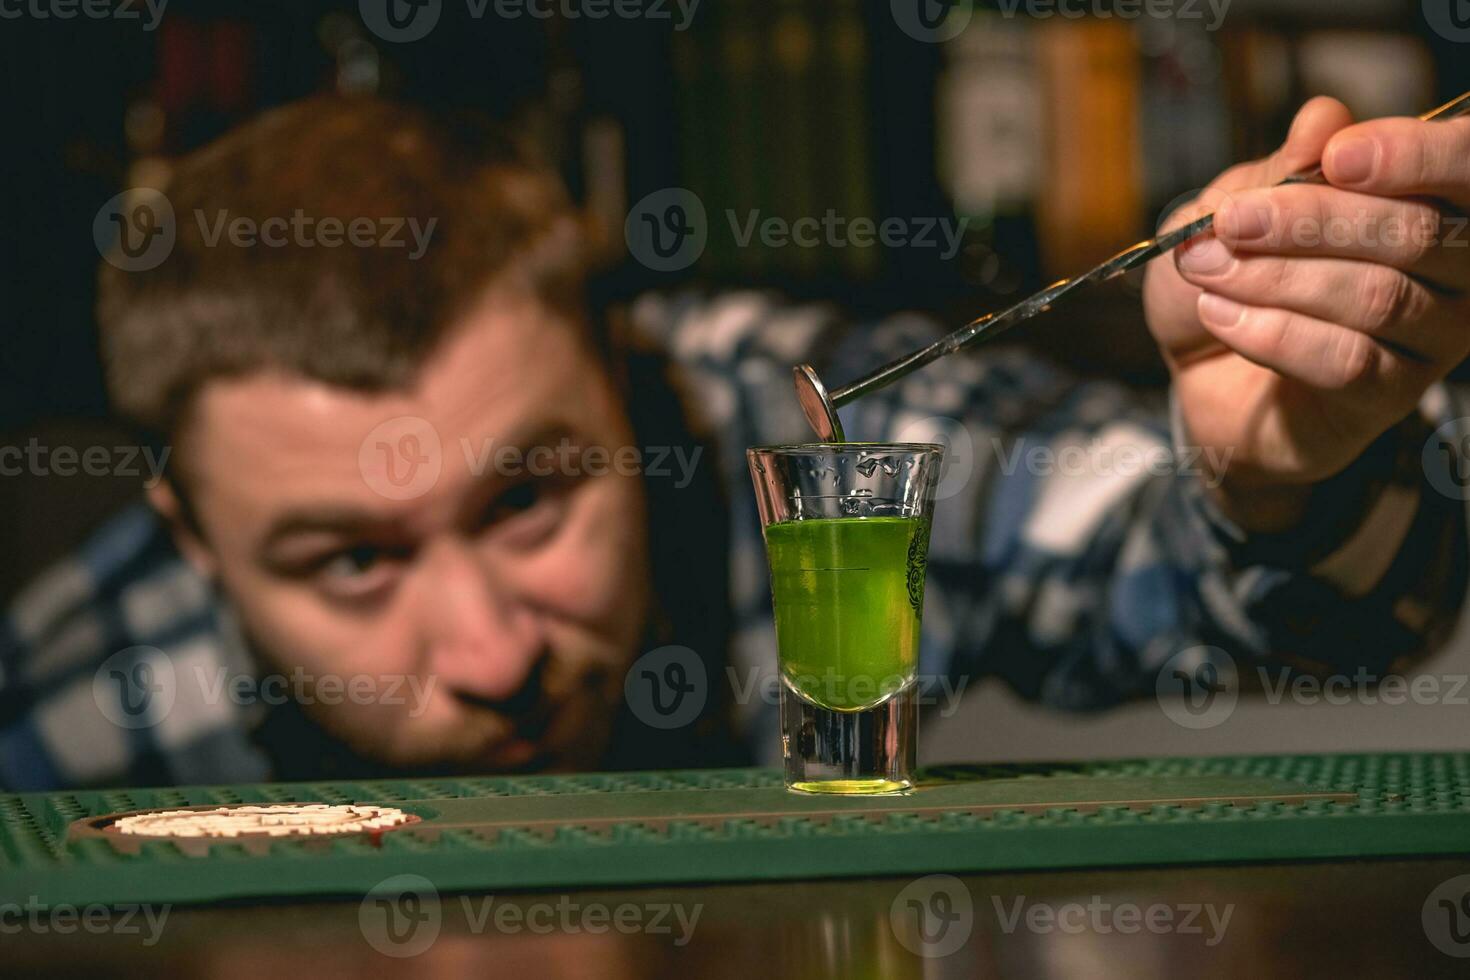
[109, 803, 412, 838]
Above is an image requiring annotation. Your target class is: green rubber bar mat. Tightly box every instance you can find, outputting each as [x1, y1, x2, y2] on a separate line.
[4, 752, 1470, 908]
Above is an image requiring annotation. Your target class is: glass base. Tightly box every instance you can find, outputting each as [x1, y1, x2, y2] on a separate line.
[781, 675, 917, 795]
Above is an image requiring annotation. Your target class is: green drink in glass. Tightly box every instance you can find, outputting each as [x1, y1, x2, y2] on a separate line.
[748, 444, 944, 794]
[765, 516, 928, 710]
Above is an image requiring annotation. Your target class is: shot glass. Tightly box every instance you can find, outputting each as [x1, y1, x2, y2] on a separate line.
[747, 443, 944, 794]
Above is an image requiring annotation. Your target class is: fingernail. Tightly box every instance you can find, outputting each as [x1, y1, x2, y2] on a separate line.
[1220, 194, 1272, 242]
[1198, 292, 1245, 328]
[1328, 137, 1377, 184]
[1177, 237, 1234, 276]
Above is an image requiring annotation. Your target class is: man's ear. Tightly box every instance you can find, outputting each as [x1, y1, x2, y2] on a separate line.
[146, 479, 217, 581]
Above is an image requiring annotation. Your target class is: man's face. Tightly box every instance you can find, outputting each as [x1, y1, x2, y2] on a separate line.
[163, 292, 650, 773]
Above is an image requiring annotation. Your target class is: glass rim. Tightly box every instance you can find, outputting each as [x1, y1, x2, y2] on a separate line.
[746, 442, 944, 456]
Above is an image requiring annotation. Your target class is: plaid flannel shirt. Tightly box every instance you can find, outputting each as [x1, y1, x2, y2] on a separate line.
[2, 290, 1465, 790]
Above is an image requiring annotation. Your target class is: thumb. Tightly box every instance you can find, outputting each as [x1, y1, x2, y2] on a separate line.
[1196, 96, 1358, 200]
[1262, 95, 1357, 184]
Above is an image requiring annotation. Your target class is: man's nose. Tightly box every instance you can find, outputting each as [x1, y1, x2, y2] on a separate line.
[420, 541, 545, 705]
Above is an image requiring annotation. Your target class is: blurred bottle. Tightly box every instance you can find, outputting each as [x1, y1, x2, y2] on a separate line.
[1136, 12, 1231, 232]
[936, 5, 1042, 299]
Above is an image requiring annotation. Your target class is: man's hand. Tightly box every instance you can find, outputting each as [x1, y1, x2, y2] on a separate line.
[1143, 96, 1470, 531]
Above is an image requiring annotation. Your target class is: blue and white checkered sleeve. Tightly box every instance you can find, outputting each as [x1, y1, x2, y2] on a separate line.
[0, 505, 269, 790]
[1166, 384, 1469, 679]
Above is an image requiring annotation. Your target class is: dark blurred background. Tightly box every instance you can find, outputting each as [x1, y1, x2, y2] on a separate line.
[0, 0, 1466, 601]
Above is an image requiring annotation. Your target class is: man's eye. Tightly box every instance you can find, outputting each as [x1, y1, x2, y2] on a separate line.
[322, 545, 388, 578]
[490, 482, 541, 518]
[480, 479, 569, 547]
[313, 545, 408, 600]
